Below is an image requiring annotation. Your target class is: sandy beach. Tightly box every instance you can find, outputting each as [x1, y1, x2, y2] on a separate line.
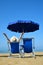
[0, 52, 43, 65]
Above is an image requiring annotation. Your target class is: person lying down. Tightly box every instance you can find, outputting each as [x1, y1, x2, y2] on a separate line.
[3, 32, 24, 43]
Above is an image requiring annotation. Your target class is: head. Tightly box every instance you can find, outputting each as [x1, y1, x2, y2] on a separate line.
[10, 36, 18, 42]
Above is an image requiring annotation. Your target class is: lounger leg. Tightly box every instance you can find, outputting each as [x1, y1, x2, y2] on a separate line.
[32, 52, 36, 58]
[32, 47, 36, 58]
[8, 44, 12, 57]
[19, 46, 24, 58]
[19, 49, 24, 58]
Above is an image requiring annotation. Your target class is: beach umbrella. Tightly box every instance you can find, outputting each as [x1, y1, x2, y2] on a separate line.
[7, 20, 39, 54]
[7, 20, 39, 33]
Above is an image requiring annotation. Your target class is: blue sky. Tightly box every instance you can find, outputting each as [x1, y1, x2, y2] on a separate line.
[0, 0, 43, 53]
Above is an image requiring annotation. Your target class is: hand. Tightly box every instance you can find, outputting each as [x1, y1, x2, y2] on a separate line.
[7, 40, 10, 43]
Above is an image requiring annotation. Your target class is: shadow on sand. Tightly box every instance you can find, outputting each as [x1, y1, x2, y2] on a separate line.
[0, 54, 43, 58]
[35, 54, 43, 57]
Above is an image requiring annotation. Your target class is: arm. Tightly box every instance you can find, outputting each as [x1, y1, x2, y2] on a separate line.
[3, 33, 10, 43]
[18, 32, 24, 42]
[3, 33, 10, 52]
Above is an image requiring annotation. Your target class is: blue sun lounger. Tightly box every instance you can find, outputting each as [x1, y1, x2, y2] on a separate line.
[19, 38, 35, 57]
[23, 38, 35, 57]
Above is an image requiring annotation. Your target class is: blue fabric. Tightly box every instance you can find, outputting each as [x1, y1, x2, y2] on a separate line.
[7, 20, 39, 33]
[23, 38, 32, 53]
[10, 42, 19, 53]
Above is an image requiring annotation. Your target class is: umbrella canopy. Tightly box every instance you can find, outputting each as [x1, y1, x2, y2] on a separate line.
[7, 20, 39, 33]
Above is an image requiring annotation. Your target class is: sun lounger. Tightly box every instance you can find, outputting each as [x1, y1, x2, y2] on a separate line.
[23, 38, 35, 57]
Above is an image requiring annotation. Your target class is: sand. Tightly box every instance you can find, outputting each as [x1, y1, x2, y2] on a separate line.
[0, 52, 43, 65]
